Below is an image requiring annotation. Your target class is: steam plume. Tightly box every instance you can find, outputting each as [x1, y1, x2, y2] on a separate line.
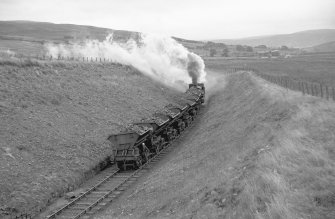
[45, 34, 206, 90]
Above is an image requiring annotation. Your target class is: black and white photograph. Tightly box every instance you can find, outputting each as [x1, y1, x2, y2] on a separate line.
[0, 0, 335, 218]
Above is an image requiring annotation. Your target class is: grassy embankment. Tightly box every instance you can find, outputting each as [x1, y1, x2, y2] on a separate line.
[97, 71, 335, 219]
[0, 58, 183, 217]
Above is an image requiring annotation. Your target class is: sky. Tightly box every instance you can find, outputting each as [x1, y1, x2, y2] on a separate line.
[0, 0, 334, 40]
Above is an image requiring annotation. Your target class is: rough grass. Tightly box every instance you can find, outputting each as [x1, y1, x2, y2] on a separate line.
[95, 72, 335, 219]
[0, 60, 183, 217]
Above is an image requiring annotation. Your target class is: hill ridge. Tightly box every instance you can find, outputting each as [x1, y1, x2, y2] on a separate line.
[213, 29, 335, 48]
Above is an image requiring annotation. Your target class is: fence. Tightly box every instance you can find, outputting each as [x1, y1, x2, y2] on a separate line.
[226, 66, 335, 102]
[1, 54, 120, 64]
[20, 55, 117, 63]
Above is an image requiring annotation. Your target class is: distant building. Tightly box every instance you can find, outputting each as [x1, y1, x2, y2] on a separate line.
[271, 50, 280, 57]
[255, 45, 267, 49]
[257, 51, 270, 58]
[257, 50, 280, 58]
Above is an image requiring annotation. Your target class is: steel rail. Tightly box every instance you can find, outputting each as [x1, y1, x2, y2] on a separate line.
[46, 106, 202, 219]
[46, 169, 120, 219]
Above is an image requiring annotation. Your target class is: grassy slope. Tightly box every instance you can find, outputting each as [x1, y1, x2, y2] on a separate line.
[96, 72, 335, 219]
[205, 53, 335, 86]
[0, 59, 182, 216]
[0, 21, 136, 57]
[304, 41, 335, 53]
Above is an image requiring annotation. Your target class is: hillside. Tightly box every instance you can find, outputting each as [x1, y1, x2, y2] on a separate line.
[0, 21, 140, 56]
[0, 59, 183, 218]
[95, 71, 335, 219]
[213, 29, 335, 48]
[0, 20, 137, 42]
[303, 41, 335, 53]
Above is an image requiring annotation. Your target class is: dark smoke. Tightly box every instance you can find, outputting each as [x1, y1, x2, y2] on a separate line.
[187, 53, 201, 84]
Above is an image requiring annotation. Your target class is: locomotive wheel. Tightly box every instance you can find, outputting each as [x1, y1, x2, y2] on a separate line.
[117, 161, 125, 171]
[155, 144, 163, 154]
[143, 151, 150, 163]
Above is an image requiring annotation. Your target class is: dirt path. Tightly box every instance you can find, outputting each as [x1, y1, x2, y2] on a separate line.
[93, 71, 335, 219]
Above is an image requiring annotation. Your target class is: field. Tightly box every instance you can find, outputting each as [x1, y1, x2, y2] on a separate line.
[205, 53, 335, 86]
[0, 39, 45, 57]
[0, 59, 184, 217]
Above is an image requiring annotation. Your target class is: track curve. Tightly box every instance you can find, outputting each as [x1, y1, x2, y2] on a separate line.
[46, 107, 203, 219]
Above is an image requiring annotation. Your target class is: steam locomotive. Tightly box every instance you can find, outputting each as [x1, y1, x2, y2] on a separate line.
[108, 83, 205, 170]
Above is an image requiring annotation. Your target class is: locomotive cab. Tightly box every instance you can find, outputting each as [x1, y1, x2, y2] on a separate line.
[189, 83, 205, 92]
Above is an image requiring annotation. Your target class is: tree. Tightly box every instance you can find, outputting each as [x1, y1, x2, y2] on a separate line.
[281, 45, 289, 50]
[209, 48, 217, 57]
[255, 45, 267, 49]
[221, 48, 229, 57]
[246, 46, 253, 52]
[236, 45, 244, 51]
[204, 41, 216, 49]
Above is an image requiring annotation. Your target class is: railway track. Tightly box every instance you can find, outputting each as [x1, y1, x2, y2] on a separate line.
[46, 108, 202, 219]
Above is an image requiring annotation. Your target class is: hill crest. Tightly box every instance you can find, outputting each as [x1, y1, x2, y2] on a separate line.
[213, 29, 335, 48]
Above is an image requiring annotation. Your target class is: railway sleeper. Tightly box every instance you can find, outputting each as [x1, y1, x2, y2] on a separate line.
[55, 210, 83, 217]
[113, 174, 135, 178]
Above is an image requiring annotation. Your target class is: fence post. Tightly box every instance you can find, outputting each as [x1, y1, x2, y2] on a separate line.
[320, 83, 323, 98]
[333, 87, 335, 101]
[311, 84, 315, 96]
[302, 82, 305, 95]
[326, 85, 329, 100]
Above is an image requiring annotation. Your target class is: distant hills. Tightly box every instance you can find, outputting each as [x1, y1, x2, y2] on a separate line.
[213, 29, 335, 48]
[0, 20, 141, 56]
[0, 20, 137, 42]
[303, 41, 335, 53]
[1, 20, 335, 56]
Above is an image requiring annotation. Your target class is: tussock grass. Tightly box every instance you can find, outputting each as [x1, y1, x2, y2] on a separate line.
[229, 74, 335, 219]
[0, 57, 41, 67]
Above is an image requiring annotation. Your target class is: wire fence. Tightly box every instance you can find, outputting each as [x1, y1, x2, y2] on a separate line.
[226, 66, 335, 102]
[23, 55, 117, 63]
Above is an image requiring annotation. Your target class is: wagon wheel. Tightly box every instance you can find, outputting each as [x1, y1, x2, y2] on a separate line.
[117, 161, 125, 171]
[155, 145, 160, 154]
[135, 159, 142, 169]
[156, 142, 164, 153]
